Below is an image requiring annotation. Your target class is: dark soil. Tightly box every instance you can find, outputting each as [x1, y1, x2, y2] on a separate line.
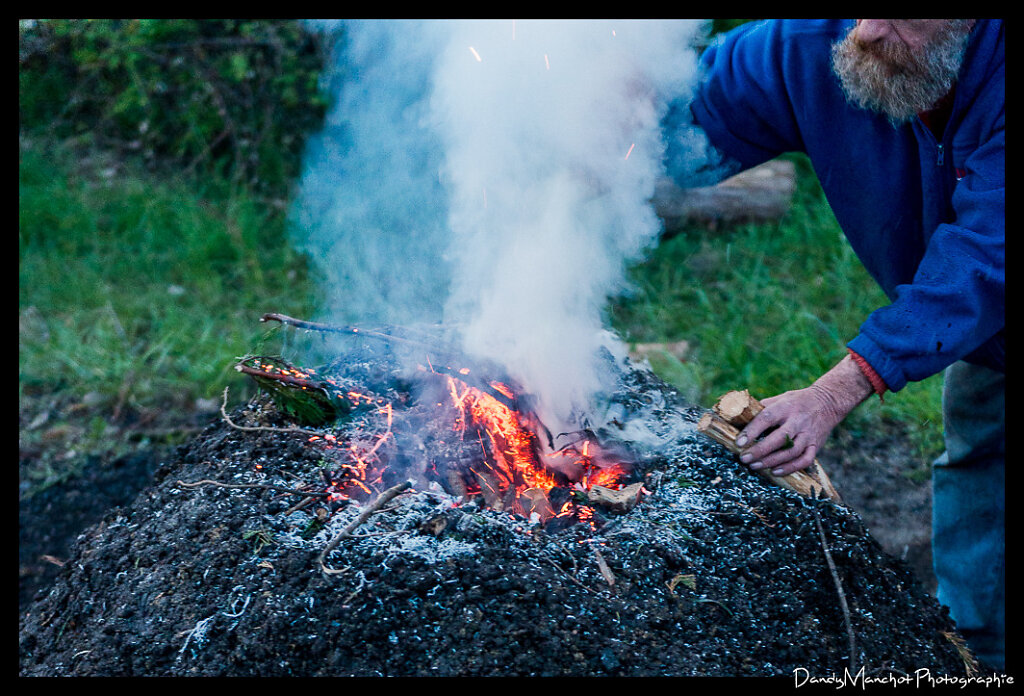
[19, 355, 970, 678]
[18, 449, 165, 610]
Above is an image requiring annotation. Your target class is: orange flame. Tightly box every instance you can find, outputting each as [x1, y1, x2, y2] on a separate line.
[447, 376, 559, 493]
[296, 365, 632, 527]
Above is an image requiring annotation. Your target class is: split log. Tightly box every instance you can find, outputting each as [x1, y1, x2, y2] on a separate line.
[653, 159, 797, 234]
[713, 388, 764, 425]
[698, 390, 842, 504]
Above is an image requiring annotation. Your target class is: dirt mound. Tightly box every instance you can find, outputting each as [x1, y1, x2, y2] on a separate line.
[18, 359, 971, 677]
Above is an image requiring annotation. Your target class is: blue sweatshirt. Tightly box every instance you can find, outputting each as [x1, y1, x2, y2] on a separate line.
[666, 19, 1004, 392]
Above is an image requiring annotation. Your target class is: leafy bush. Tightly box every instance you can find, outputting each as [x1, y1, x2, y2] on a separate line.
[19, 19, 329, 195]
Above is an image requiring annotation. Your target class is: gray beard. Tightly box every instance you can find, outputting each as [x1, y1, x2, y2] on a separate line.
[831, 21, 973, 124]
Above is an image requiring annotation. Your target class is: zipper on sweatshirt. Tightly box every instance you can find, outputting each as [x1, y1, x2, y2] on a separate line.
[915, 113, 948, 168]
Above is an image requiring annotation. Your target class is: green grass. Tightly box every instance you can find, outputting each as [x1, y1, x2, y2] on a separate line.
[610, 154, 944, 460]
[19, 138, 314, 413]
[18, 137, 944, 465]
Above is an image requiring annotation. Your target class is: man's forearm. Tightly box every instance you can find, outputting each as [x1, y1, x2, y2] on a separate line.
[812, 353, 876, 417]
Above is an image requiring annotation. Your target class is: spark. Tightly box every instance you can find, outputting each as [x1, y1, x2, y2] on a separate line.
[544, 53, 550, 70]
[468, 46, 482, 62]
[624, 143, 635, 160]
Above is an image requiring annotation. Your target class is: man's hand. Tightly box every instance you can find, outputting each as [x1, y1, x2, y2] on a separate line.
[734, 354, 875, 476]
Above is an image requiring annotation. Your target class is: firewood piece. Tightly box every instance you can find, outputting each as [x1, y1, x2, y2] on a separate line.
[697, 412, 742, 453]
[712, 391, 841, 503]
[235, 356, 356, 426]
[446, 470, 469, 502]
[470, 466, 506, 511]
[708, 391, 842, 503]
[587, 482, 645, 513]
[698, 409, 842, 504]
[419, 515, 448, 537]
[713, 389, 764, 426]
[261, 313, 520, 410]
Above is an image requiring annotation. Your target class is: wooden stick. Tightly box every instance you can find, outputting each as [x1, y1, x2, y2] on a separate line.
[699, 390, 842, 503]
[261, 313, 438, 351]
[234, 363, 320, 390]
[260, 313, 520, 410]
[814, 508, 857, 673]
[318, 480, 413, 575]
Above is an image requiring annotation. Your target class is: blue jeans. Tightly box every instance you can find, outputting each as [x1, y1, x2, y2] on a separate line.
[932, 361, 1005, 671]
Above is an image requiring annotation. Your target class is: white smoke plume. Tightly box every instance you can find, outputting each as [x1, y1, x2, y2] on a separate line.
[292, 19, 708, 436]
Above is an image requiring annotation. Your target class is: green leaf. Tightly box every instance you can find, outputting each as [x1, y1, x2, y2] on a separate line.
[236, 355, 380, 427]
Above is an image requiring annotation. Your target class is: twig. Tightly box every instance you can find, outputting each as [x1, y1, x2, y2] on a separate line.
[733, 501, 776, 528]
[175, 479, 328, 499]
[342, 571, 368, 604]
[234, 364, 321, 391]
[543, 557, 597, 594]
[261, 313, 435, 350]
[260, 313, 520, 408]
[941, 631, 980, 678]
[282, 495, 319, 516]
[219, 386, 324, 437]
[696, 598, 733, 616]
[813, 508, 857, 673]
[318, 480, 413, 576]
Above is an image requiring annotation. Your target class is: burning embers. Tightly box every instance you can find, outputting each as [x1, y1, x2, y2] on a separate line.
[439, 374, 630, 524]
[236, 315, 639, 531]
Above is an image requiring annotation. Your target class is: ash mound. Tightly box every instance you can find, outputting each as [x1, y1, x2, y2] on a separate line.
[19, 353, 970, 677]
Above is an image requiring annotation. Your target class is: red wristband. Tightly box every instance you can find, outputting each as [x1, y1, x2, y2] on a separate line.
[847, 349, 888, 398]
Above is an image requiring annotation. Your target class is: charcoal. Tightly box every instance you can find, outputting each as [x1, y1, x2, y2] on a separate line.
[18, 359, 972, 677]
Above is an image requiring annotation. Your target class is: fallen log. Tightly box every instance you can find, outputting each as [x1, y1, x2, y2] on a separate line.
[698, 389, 842, 503]
[653, 159, 797, 234]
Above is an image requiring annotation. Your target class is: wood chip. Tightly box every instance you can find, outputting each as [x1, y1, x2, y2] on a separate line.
[594, 548, 615, 587]
[586, 482, 645, 513]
